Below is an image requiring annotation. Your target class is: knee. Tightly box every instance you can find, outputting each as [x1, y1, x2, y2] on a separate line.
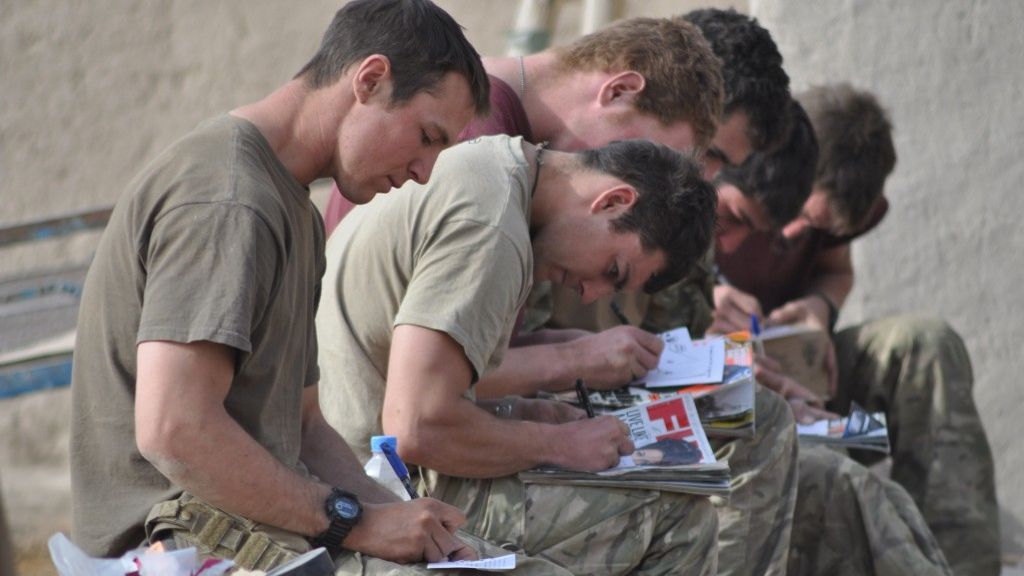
[875, 314, 964, 354]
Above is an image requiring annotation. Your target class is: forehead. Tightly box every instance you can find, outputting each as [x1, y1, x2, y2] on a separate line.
[711, 110, 754, 166]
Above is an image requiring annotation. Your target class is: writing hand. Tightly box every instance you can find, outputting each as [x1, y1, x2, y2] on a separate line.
[709, 285, 763, 334]
[343, 499, 478, 564]
[550, 416, 634, 472]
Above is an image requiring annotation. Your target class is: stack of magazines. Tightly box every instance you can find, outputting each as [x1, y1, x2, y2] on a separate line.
[542, 330, 757, 438]
[520, 394, 730, 496]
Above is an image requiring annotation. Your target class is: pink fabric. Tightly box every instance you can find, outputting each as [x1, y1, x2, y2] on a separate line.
[715, 198, 888, 313]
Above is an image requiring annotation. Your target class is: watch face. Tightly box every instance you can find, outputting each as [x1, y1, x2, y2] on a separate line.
[333, 497, 360, 519]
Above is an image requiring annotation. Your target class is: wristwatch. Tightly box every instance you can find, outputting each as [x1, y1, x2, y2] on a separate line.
[311, 487, 362, 553]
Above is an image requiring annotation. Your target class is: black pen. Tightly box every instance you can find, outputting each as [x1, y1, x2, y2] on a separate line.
[575, 379, 596, 418]
[609, 301, 631, 326]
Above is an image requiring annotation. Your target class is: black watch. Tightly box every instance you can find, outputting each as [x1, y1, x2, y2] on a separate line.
[311, 488, 362, 553]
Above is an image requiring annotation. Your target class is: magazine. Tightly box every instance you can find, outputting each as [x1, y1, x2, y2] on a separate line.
[796, 403, 890, 453]
[520, 394, 730, 496]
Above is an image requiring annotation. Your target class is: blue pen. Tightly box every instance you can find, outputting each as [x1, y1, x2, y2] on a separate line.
[750, 314, 766, 357]
[379, 441, 419, 500]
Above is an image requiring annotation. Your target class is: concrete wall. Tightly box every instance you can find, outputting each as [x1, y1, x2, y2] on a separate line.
[752, 0, 1024, 557]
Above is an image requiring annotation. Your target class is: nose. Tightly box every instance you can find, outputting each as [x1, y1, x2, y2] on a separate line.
[409, 150, 442, 185]
[781, 218, 810, 241]
[579, 279, 615, 305]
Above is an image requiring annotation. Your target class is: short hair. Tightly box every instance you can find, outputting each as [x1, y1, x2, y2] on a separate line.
[683, 8, 790, 152]
[555, 18, 724, 151]
[797, 84, 897, 231]
[717, 100, 819, 228]
[579, 140, 718, 293]
[296, 0, 489, 115]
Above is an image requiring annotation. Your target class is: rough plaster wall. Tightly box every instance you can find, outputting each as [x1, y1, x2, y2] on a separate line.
[752, 0, 1024, 556]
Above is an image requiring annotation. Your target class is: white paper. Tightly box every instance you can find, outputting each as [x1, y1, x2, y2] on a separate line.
[427, 554, 516, 571]
[639, 337, 725, 388]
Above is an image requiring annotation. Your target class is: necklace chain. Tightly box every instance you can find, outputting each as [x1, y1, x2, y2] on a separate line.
[518, 56, 527, 99]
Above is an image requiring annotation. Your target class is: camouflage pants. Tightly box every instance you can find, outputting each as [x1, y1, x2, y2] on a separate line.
[333, 531, 573, 576]
[830, 315, 1000, 576]
[789, 445, 951, 576]
[146, 492, 568, 576]
[710, 386, 798, 576]
[425, 473, 718, 576]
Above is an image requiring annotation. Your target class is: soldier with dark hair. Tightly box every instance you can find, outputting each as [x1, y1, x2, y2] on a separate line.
[713, 84, 999, 576]
[67, 2, 567, 574]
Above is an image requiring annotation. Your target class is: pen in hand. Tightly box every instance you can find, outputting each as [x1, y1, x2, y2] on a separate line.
[750, 314, 766, 357]
[609, 301, 631, 326]
[575, 379, 596, 418]
[379, 441, 419, 500]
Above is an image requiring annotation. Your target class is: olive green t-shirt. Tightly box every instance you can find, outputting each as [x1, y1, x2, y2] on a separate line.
[70, 115, 325, 556]
[318, 135, 534, 463]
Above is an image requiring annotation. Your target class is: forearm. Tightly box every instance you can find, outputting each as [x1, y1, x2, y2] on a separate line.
[141, 408, 329, 537]
[511, 328, 591, 347]
[300, 413, 400, 505]
[475, 342, 582, 399]
[807, 270, 853, 310]
[385, 396, 558, 478]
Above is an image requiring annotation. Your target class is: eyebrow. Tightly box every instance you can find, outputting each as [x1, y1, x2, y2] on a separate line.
[429, 122, 451, 146]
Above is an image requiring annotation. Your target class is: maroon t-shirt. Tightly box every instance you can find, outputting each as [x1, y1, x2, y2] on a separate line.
[715, 198, 889, 313]
[321, 74, 533, 236]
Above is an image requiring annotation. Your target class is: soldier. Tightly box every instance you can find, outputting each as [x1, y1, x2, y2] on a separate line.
[69, 1, 567, 574]
[712, 84, 999, 576]
[317, 136, 721, 575]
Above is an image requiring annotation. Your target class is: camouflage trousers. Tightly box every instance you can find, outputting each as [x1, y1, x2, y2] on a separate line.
[830, 315, 1000, 576]
[147, 492, 569, 576]
[789, 445, 951, 576]
[709, 386, 799, 576]
[332, 532, 573, 576]
[425, 472, 718, 575]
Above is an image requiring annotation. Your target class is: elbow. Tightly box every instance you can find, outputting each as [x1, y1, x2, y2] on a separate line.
[381, 408, 436, 467]
[136, 416, 192, 480]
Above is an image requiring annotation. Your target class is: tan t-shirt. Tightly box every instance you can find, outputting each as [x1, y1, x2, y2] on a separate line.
[318, 135, 534, 463]
[70, 115, 325, 556]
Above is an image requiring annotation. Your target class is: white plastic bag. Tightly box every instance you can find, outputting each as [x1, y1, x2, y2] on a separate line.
[48, 533, 234, 576]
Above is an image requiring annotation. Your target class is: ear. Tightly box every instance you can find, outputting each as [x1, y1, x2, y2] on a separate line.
[589, 185, 638, 215]
[352, 54, 393, 104]
[597, 71, 646, 107]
